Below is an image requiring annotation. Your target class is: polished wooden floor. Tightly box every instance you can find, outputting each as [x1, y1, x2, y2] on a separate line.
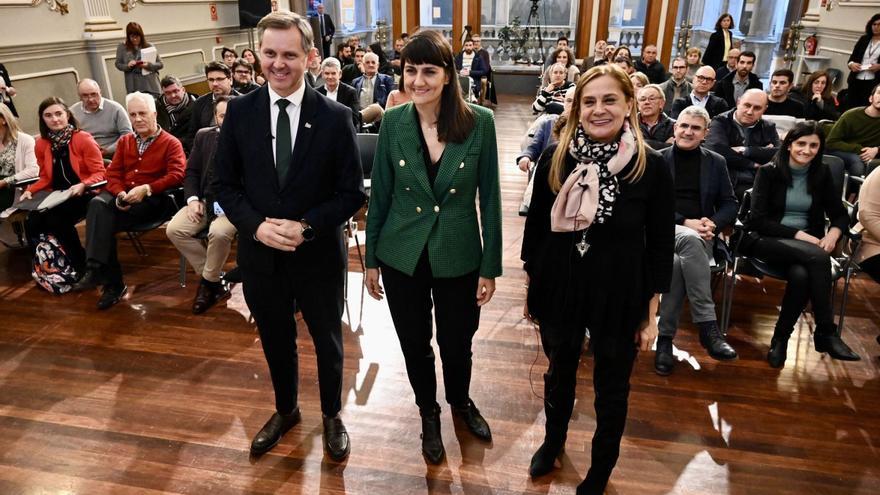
[1, 95, 879, 495]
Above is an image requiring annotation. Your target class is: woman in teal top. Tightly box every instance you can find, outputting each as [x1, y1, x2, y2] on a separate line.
[744, 121, 858, 368]
[364, 30, 502, 464]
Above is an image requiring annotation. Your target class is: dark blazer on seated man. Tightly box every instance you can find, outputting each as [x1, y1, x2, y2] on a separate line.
[352, 72, 395, 108]
[660, 145, 738, 229]
[317, 81, 361, 130]
[714, 70, 763, 109]
[671, 93, 729, 119]
[705, 108, 779, 199]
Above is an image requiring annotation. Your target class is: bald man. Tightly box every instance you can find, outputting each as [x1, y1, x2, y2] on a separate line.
[71, 79, 133, 158]
[706, 88, 779, 199]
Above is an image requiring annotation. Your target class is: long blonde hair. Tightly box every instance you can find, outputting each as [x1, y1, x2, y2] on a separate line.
[0, 103, 22, 146]
[549, 64, 648, 193]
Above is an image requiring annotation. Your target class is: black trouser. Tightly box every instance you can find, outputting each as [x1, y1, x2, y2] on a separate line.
[847, 78, 876, 109]
[26, 194, 91, 270]
[85, 191, 170, 286]
[539, 322, 638, 494]
[749, 236, 835, 333]
[380, 251, 481, 413]
[860, 254, 880, 284]
[242, 254, 344, 417]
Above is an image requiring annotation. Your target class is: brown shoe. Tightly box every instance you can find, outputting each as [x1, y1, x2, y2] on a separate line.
[192, 280, 229, 314]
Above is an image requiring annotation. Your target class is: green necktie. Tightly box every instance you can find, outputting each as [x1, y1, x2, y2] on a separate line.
[275, 99, 292, 184]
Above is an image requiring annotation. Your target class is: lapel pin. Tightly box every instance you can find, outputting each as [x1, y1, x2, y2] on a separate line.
[305, 122, 312, 129]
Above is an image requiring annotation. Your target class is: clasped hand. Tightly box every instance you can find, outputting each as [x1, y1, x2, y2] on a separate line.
[256, 218, 304, 251]
[795, 229, 840, 254]
[683, 217, 716, 241]
[116, 185, 150, 211]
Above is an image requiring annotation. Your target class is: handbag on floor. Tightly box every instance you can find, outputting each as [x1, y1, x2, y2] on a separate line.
[31, 234, 78, 294]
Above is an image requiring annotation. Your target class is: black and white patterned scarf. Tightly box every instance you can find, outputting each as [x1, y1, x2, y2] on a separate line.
[567, 123, 635, 224]
[48, 125, 75, 152]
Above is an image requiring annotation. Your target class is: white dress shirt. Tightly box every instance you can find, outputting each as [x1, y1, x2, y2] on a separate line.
[268, 81, 305, 167]
[325, 86, 338, 101]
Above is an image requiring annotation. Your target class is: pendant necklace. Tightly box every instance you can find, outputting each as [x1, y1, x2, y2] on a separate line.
[576, 230, 590, 257]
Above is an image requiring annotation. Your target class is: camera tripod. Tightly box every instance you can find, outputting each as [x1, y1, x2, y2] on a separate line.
[525, 0, 546, 65]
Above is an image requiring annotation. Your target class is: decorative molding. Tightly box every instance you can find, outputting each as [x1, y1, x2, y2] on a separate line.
[121, 0, 234, 12]
[8, 66, 80, 84]
[32, 0, 69, 14]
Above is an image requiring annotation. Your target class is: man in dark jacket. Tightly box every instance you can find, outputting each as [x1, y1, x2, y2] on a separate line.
[713, 51, 763, 108]
[671, 65, 729, 119]
[188, 62, 240, 148]
[454, 39, 490, 99]
[156, 76, 197, 153]
[656, 105, 739, 375]
[706, 89, 779, 200]
[637, 85, 675, 150]
[341, 47, 365, 85]
[317, 57, 361, 130]
[634, 44, 667, 84]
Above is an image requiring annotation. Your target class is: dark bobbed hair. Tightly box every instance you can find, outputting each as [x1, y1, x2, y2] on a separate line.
[773, 120, 826, 194]
[37, 96, 78, 139]
[864, 13, 880, 37]
[221, 46, 238, 60]
[612, 46, 632, 61]
[399, 30, 474, 144]
[715, 13, 734, 31]
[241, 48, 263, 77]
[800, 70, 833, 101]
[124, 22, 148, 51]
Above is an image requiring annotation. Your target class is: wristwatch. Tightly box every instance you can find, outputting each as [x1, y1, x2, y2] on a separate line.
[300, 219, 316, 242]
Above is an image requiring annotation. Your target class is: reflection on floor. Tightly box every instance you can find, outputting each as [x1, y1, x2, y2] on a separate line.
[0, 95, 878, 494]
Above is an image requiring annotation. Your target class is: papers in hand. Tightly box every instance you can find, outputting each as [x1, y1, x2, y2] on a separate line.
[13, 189, 73, 212]
[140, 46, 158, 75]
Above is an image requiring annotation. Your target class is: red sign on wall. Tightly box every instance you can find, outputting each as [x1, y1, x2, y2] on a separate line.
[210, 3, 218, 21]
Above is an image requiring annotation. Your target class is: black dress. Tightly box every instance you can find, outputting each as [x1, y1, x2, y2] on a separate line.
[522, 143, 674, 355]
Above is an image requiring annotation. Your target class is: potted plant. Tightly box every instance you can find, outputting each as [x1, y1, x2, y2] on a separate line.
[498, 16, 530, 63]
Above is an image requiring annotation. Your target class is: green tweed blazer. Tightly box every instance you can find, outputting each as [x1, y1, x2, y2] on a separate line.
[365, 102, 502, 279]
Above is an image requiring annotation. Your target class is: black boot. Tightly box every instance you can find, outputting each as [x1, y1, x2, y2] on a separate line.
[420, 407, 445, 464]
[71, 261, 106, 291]
[452, 399, 492, 441]
[577, 467, 612, 495]
[767, 325, 792, 368]
[698, 320, 737, 361]
[654, 335, 674, 375]
[815, 325, 860, 361]
[529, 430, 565, 478]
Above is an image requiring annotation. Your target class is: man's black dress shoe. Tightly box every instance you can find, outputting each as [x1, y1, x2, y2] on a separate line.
[97, 284, 127, 310]
[698, 321, 737, 361]
[192, 280, 230, 314]
[250, 409, 301, 455]
[322, 415, 350, 461]
[654, 336, 674, 375]
[421, 409, 445, 464]
[767, 337, 788, 368]
[815, 334, 861, 361]
[452, 399, 492, 441]
[71, 268, 104, 292]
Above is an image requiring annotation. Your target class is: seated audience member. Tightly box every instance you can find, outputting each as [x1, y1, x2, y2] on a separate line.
[715, 47, 741, 82]
[472, 34, 497, 105]
[714, 51, 763, 108]
[390, 37, 405, 74]
[658, 57, 692, 115]
[706, 89, 779, 199]
[220, 47, 237, 67]
[341, 47, 366, 85]
[603, 44, 617, 63]
[543, 36, 571, 68]
[317, 57, 361, 129]
[71, 79, 133, 159]
[241, 48, 265, 85]
[637, 85, 675, 150]
[232, 58, 261, 94]
[353, 52, 395, 125]
[369, 42, 395, 77]
[337, 44, 354, 66]
[800, 70, 840, 121]
[72, 92, 185, 309]
[685, 47, 702, 81]
[0, 103, 38, 209]
[347, 35, 361, 51]
[743, 121, 859, 367]
[655, 105, 738, 375]
[826, 82, 880, 179]
[630, 72, 649, 91]
[455, 38, 490, 98]
[156, 76, 197, 153]
[765, 69, 805, 118]
[189, 62, 239, 146]
[634, 45, 667, 84]
[856, 166, 880, 282]
[671, 65, 729, 119]
[166, 96, 235, 314]
[21, 97, 106, 272]
[541, 47, 580, 86]
[533, 63, 574, 115]
[614, 56, 635, 75]
[612, 46, 633, 63]
[581, 39, 608, 72]
[305, 55, 325, 88]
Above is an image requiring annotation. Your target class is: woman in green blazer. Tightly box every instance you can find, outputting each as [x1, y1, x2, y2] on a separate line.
[365, 30, 502, 465]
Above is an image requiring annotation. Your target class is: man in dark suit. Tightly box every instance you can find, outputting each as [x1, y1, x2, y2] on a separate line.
[341, 47, 365, 85]
[316, 57, 361, 130]
[655, 105, 738, 376]
[713, 51, 763, 108]
[634, 44, 667, 84]
[671, 65, 729, 119]
[156, 76, 197, 153]
[353, 52, 394, 125]
[454, 38, 490, 100]
[188, 62, 240, 147]
[315, 3, 335, 58]
[214, 11, 366, 460]
[706, 89, 779, 200]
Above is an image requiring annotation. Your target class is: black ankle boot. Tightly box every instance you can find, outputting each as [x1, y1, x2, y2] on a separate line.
[420, 407, 445, 464]
[529, 432, 565, 478]
[654, 335, 674, 375]
[815, 325, 860, 361]
[698, 320, 737, 361]
[767, 337, 788, 368]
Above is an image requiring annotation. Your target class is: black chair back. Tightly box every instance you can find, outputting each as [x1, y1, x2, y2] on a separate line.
[357, 133, 378, 179]
[822, 154, 846, 199]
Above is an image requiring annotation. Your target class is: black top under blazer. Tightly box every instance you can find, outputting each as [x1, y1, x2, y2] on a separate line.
[660, 145, 738, 230]
[745, 162, 848, 245]
[213, 84, 367, 275]
[522, 143, 674, 355]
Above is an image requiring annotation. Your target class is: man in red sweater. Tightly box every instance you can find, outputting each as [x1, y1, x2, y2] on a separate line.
[73, 91, 185, 309]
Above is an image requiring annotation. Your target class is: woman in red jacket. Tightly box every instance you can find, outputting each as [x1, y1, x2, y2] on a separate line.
[21, 96, 105, 271]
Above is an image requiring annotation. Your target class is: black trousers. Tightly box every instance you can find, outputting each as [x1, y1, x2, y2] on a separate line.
[242, 254, 344, 417]
[860, 254, 880, 284]
[749, 236, 835, 333]
[539, 322, 638, 494]
[380, 251, 481, 413]
[26, 194, 91, 270]
[85, 191, 169, 286]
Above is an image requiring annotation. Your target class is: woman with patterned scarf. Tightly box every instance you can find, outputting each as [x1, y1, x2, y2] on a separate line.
[21, 97, 106, 273]
[521, 64, 674, 494]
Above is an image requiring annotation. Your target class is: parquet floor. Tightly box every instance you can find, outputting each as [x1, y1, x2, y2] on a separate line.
[0, 95, 878, 494]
